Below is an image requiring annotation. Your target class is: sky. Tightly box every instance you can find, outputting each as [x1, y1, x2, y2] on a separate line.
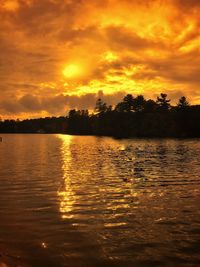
[0, 0, 200, 119]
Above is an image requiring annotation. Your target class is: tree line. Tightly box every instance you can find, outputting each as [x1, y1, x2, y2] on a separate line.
[1, 93, 200, 138]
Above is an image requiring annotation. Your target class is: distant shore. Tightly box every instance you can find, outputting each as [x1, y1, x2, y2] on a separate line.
[1, 132, 200, 140]
[1, 94, 200, 138]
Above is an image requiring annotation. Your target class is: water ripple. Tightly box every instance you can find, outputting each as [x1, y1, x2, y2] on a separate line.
[0, 134, 199, 266]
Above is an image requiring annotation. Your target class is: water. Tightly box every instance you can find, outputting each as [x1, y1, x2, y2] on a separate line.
[0, 134, 200, 267]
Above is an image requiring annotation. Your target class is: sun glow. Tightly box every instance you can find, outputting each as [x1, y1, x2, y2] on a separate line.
[62, 64, 82, 79]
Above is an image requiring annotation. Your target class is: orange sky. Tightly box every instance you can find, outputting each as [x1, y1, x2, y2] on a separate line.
[0, 0, 200, 119]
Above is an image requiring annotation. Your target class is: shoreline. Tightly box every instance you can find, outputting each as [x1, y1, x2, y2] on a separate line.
[1, 132, 200, 140]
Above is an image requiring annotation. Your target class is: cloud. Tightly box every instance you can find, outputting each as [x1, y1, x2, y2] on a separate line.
[0, 91, 127, 117]
[0, 0, 200, 118]
[105, 25, 160, 51]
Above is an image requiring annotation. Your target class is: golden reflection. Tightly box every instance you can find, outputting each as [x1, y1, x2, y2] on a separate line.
[57, 135, 76, 219]
[104, 222, 127, 228]
[41, 242, 47, 249]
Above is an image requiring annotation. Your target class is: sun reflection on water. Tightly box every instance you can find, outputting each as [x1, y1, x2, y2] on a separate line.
[41, 242, 47, 249]
[57, 135, 76, 219]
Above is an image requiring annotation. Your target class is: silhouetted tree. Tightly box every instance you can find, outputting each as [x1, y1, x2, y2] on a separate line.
[68, 109, 77, 118]
[115, 94, 134, 112]
[95, 98, 107, 114]
[177, 96, 189, 110]
[115, 101, 127, 112]
[156, 93, 171, 111]
[133, 95, 146, 112]
[123, 94, 134, 112]
[107, 105, 112, 112]
[143, 99, 158, 112]
[1, 93, 200, 138]
[80, 109, 89, 116]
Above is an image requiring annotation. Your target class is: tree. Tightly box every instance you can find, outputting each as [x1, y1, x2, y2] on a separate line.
[143, 99, 158, 112]
[156, 93, 171, 111]
[123, 94, 134, 112]
[115, 101, 127, 112]
[95, 98, 108, 114]
[177, 96, 189, 110]
[107, 105, 112, 112]
[68, 109, 77, 118]
[80, 109, 89, 117]
[133, 95, 146, 112]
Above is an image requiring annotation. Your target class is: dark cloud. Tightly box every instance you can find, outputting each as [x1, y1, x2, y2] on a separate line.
[175, 0, 200, 9]
[147, 51, 200, 84]
[19, 94, 42, 110]
[0, 91, 127, 116]
[58, 25, 102, 44]
[105, 25, 159, 51]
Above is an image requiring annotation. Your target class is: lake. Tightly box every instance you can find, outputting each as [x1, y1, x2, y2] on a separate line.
[0, 134, 200, 267]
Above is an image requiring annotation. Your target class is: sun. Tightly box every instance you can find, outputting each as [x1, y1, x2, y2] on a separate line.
[62, 64, 81, 78]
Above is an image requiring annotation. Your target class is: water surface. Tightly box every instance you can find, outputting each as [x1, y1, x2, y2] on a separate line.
[0, 134, 200, 266]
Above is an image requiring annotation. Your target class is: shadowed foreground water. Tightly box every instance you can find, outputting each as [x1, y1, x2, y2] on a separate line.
[0, 134, 200, 267]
